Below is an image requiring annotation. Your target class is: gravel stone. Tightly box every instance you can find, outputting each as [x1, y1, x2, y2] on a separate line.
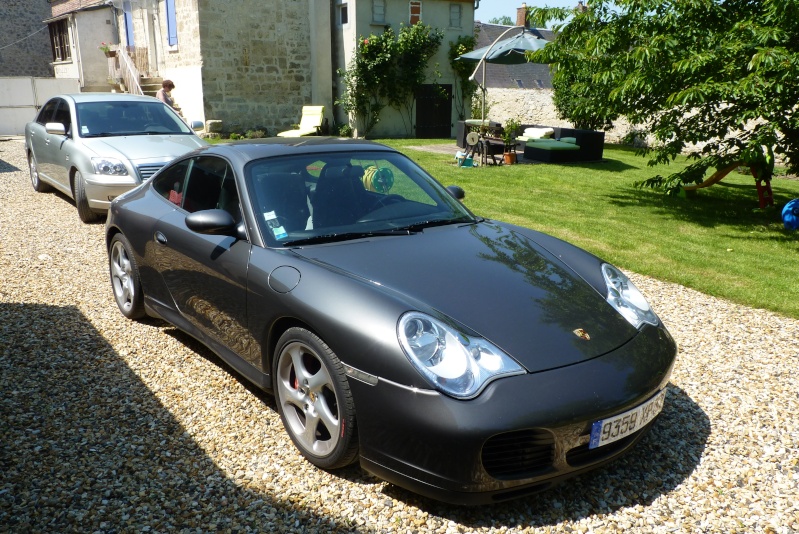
[1, 138, 798, 533]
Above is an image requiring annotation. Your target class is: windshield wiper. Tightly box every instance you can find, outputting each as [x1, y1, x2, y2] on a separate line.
[394, 216, 477, 233]
[282, 229, 415, 247]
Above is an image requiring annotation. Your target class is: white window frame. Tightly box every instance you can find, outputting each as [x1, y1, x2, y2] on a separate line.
[372, 0, 386, 24]
[449, 4, 462, 28]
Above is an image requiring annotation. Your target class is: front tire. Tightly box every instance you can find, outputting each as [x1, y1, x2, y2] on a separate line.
[273, 327, 358, 469]
[28, 152, 51, 192]
[73, 170, 101, 223]
[109, 233, 145, 320]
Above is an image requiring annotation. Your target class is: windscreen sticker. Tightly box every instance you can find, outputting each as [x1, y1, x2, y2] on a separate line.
[264, 211, 288, 240]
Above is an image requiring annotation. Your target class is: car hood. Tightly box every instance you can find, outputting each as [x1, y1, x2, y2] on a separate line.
[83, 135, 204, 163]
[292, 221, 640, 373]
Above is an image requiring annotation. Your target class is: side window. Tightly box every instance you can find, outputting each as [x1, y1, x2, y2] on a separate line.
[182, 156, 235, 214]
[153, 159, 191, 206]
[51, 100, 72, 135]
[36, 99, 59, 125]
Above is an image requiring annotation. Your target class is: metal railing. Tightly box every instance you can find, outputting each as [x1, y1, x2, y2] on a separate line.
[116, 47, 143, 96]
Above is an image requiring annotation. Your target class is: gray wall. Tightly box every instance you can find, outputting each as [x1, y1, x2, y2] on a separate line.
[0, 0, 55, 77]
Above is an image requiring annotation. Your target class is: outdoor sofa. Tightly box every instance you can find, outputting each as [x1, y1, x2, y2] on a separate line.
[517, 125, 605, 163]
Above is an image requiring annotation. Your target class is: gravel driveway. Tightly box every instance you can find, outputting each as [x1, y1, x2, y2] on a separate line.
[1, 137, 797, 533]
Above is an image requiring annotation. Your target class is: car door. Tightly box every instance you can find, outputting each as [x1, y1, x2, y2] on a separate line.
[47, 98, 75, 188]
[28, 98, 62, 184]
[152, 155, 254, 359]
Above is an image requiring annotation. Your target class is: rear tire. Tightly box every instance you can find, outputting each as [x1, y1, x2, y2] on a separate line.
[73, 170, 101, 223]
[109, 233, 145, 320]
[273, 327, 359, 469]
[28, 152, 51, 192]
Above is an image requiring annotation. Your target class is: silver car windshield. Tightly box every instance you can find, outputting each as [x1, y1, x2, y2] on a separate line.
[245, 151, 477, 247]
[76, 101, 193, 137]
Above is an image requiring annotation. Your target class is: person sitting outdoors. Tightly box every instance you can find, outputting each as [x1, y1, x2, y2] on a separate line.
[156, 80, 175, 108]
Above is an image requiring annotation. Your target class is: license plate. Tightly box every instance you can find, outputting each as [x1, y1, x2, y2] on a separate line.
[589, 389, 666, 449]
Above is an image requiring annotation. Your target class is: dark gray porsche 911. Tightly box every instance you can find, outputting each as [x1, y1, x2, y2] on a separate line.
[105, 137, 677, 505]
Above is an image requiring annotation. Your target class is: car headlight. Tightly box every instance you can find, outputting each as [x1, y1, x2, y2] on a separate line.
[91, 157, 129, 176]
[398, 312, 524, 399]
[602, 264, 659, 328]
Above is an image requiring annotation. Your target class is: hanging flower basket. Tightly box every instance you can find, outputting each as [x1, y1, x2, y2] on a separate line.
[99, 42, 116, 57]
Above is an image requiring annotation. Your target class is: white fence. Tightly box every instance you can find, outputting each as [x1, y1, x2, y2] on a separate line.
[0, 77, 80, 135]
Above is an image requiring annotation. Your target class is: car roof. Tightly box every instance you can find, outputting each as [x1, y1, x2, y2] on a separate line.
[56, 93, 163, 104]
[195, 137, 398, 163]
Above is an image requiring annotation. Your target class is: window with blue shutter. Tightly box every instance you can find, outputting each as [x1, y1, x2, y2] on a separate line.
[166, 0, 178, 46]
[123, 0, 134, 46]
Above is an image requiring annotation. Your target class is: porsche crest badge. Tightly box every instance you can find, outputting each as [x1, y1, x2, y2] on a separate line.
[573, 328, 591, 341]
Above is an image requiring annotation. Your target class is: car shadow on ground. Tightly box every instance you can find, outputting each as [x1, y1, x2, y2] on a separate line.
[162, 319, 710, 527]
[0, 303, 355, 531]
[0, 155, 22, 173]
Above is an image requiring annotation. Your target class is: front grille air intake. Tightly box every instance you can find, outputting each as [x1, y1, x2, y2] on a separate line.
[482, 429, 555, 480]
[137, 164, 164, 181]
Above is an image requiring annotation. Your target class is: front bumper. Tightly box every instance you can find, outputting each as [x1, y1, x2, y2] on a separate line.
[351, 324, 677, 505]
[84, 173, 140, 211]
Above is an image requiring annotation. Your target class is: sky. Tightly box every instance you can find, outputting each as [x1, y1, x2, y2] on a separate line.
[474, 0, 580, 24]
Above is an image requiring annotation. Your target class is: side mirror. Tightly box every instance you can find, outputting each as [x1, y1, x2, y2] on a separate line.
[447, 185, 466, 201]
[45, 122, 66, 136]
[185, 209, 239, 237]
[189, 120, 204, 131]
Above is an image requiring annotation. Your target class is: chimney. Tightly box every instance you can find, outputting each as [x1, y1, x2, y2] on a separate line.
[516, 3, 528, 28]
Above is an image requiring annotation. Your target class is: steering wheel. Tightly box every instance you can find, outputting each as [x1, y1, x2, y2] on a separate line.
[369, 194, 404, 211]
[356, 195, 405, 223]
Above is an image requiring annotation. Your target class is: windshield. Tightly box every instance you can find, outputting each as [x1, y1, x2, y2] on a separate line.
[76, 101, 193, 137]
[245, 151, 477, 247]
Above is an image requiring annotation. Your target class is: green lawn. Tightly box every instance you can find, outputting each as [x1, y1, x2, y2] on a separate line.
[380, 139, 799, 319]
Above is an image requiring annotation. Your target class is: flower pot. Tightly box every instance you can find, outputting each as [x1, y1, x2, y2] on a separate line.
[103, 50, 116, 58]
[503, 152, 517, 165]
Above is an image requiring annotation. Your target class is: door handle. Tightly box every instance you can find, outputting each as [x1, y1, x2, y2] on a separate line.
[155, 231, 167, 245]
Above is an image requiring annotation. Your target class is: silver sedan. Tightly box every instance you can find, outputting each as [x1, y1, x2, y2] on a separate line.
[25, 93, 206, 222]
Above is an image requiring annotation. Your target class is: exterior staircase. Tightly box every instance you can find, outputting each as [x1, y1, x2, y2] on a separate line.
[140, 77, 163, 98]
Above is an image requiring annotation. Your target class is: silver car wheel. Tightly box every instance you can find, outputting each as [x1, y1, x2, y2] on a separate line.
[73, 170, 101, 223]
[108, 234, 144, 319]
[28, 152, 50, 192]
[276, 340, 341, 458]
[110, 240, 135, 312]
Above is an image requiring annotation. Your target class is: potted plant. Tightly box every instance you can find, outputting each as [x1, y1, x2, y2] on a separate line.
[502, 118, 521, 164]
[98, 42, 116, 58]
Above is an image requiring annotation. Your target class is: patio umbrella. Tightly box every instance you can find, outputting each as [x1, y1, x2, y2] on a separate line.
[456, 27, 549, 122]
[457, 28, 549, 65]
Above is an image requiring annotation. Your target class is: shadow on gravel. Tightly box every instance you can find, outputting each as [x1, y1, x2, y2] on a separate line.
[0, 303, 356, 532]
[382, 382, 710, 528]
[0, 157, 21, 173]
[161, 316, 710, 530]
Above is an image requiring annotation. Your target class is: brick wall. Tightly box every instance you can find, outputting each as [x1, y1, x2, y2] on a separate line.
[0, 0, 56, 76]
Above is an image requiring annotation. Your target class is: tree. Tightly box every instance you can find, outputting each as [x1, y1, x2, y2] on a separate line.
[448, 35, 479, 121]
[336, 24, 443, 137]
[390, 23, 444, 136]
[488, 16, 514, 26]
[527, 1, 799, 193]
[336, 29, 395, 137]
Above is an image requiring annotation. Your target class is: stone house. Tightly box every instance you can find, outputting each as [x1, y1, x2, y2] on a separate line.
[44, 0, 478, 138]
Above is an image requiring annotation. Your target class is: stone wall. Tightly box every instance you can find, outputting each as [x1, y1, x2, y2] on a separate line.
[483, 88, 634, 144]
[197, 0, 314, 134]
[0, 0, 55, 77]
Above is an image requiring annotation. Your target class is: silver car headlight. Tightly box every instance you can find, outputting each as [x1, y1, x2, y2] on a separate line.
[602, 264, 659, 328]
[91, 157, 129, 176]
[398, 312, 524, 399]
